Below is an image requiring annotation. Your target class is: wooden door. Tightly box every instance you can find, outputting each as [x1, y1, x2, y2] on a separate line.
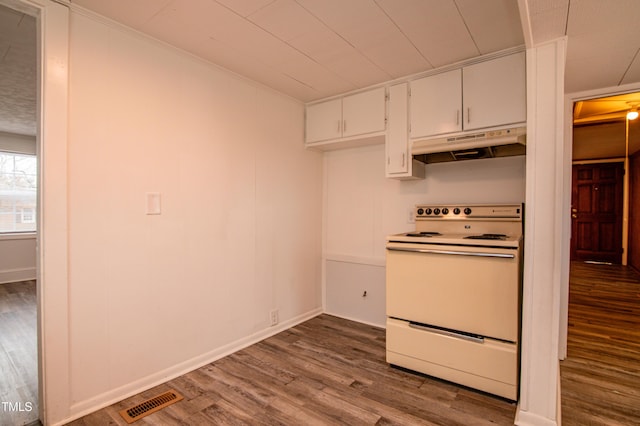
[571, 162, 624, 263]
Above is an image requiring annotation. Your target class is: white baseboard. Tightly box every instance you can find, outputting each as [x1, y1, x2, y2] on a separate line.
[57, 307, 323, 426]
[0, 267, 36, 284]
[515, 406, 558, 426]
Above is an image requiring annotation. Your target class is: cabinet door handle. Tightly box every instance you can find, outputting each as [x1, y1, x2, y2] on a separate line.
[402, 153, 405, 167]
[467, 107, 470, 123]
[337, 120, 341, 133]
[387, 156, 390, 165]
[343, 120, 347, 133]
[456, 110, 460, 125]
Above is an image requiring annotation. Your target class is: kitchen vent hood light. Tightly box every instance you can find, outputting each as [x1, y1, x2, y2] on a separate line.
[627, 109, 638, 120]
[411, 127, 526, 164]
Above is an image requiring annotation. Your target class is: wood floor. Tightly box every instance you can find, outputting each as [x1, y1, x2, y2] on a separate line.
[560, 262, 640, 425]
[0, 280, 39, 426]
[68, 314, 517, 425]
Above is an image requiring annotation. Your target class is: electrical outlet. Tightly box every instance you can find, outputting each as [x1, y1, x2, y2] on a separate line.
[407, 208, 415, 224]
[270, 309, 279, 326]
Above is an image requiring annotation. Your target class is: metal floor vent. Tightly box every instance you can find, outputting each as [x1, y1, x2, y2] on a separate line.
[119, 390, 183, 424]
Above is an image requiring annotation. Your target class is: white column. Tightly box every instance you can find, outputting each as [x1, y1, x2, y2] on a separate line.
[516, 37, 567, 426]
[35, 0, 71, 424]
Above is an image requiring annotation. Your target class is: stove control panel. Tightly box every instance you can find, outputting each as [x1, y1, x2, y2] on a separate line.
[415, 204, 522, 220]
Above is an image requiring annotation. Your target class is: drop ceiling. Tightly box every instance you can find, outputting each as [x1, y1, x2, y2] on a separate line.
[2, 0, 640, 136]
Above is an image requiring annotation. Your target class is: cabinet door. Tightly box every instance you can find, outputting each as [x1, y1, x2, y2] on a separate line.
[410, 69, 462, 138]
[387, 83, 409, 175]
[305, 98, 342, 143]
[462, 52, 526, 131]
[342, 87, 386, 138]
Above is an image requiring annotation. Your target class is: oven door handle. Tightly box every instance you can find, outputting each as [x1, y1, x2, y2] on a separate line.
[408, 322, 485, 344]
[386, 247, 515, 259]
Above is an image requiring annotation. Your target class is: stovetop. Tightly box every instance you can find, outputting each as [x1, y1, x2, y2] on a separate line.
[387, 232, 521, 248]
[387, 203, 524, 248]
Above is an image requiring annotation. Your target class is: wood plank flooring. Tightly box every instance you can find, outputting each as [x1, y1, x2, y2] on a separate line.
[560, 262, 640, 425]
[0, 280, 39, 426]
[68, 314, 517, 425]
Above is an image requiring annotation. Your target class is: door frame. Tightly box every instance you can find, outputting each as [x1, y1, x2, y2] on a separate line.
[560, 81, 640, 360]
[0, 0, 70, 423]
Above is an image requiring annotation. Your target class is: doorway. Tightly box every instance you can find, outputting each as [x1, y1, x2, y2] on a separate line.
[571, 91, 640, 265]
[0, 2, 39, 425]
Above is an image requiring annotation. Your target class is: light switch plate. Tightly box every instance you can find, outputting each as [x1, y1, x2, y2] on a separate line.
[146, 192, 161, 215]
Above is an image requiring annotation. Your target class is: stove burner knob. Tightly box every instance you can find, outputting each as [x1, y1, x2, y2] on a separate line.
[442, 208, 449, 215]
[417, 208, 424, 215]
[425, 208, 433, 215]
[453, 208, 460, 215]
[433, 208, 441, 215]
[464, 207, 472, 215]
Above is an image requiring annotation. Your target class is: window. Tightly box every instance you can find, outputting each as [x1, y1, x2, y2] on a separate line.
[0, 152, 37, 233]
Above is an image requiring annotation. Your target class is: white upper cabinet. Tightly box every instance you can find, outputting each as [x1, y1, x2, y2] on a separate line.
[305, 87, 386, 147]
[342, 88, 386, 138]
[462, 52, 526, 131]
[386, 83, 425, 180]
[410, 52, 526, 139]
[305, 98, 342, 143]
[410, 69, 462, 137]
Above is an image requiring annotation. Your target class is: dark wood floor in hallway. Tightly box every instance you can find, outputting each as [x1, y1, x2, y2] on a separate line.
[68, 314, 517, 425]
[561, 262, 640, 425]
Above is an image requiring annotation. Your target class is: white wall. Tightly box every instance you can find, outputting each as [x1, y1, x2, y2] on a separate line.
[323, 143, 526, 326]
[0, 234, 36, 283]
[63, 10, 322, 418]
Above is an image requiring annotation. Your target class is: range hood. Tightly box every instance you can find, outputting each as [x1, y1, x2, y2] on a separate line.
[412, 127, 526, 164]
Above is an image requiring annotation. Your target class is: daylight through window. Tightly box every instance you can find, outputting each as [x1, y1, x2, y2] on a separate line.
[0, 152, 37, 233]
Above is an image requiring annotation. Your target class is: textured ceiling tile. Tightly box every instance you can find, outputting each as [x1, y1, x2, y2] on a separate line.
[455, 0, 524, 54]
[289, 28, 389, 89]
[620, 49, 640, 86]
[526, 0, 568, 44]
[71, 0, 172, 28]
[0, 4, 35, 136]
[377, 0, 476, 68]
[565, 35, 639, 93]
[297, 0, 429, 77]
[248, 0, 325, 42]
[214, 0, 276, 17]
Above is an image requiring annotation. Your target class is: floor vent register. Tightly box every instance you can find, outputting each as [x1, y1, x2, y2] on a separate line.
[119, 390, 184, 423]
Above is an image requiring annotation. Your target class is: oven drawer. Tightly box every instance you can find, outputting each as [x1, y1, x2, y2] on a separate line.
[386, 242, 520, 342]
[386, 317, 518, 400]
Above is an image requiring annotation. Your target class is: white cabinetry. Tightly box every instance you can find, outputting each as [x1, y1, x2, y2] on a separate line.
[305, 98, 342, 143]
[386, 83, 424, 180]
[410, 52, 526, 139]
[410, 69, 462, 137]
[305, 87, 386, 149]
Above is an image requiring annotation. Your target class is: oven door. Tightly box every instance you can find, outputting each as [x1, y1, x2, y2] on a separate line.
[386, 242, 521, 342]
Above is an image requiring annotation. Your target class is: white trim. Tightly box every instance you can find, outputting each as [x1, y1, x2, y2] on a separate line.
[559, 79, 640, 366]
[54, 308, 322, 426]
[0, 267, 36, 284]
[0, 232, 37, 241]
[33, 1, 70, 424]
[324, 253, 386, 267]
[323, 311, 385, 329]
[518, 37, 566, 426]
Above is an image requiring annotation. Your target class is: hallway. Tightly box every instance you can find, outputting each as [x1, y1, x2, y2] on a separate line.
[561, 262, 640, 425]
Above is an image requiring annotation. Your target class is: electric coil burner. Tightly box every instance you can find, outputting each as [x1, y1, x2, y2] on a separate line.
[386, 204, 524, 401]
